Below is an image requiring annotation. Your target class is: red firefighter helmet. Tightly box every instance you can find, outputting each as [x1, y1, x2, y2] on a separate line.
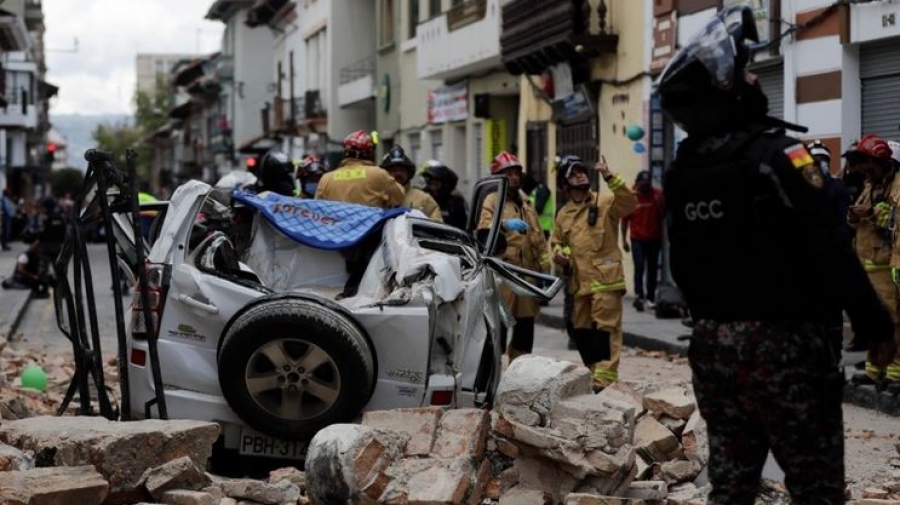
[300, 154, 326, 175]
[854, 134, 893, 162]
[490, 151, 523, 174]
[342, 130, 375, 161]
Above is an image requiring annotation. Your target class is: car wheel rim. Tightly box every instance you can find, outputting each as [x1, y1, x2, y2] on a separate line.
[245, 338, 342, 421]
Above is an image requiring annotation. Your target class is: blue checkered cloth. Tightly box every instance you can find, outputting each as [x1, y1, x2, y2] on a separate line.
[233, 190, 408, 250]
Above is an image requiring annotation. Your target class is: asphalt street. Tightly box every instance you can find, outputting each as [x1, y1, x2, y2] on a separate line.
[13, 242, 125, 359]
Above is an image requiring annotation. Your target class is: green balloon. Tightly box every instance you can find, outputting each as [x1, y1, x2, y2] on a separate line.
[626, 125, 645, 141]
[21, 365, 47, 392]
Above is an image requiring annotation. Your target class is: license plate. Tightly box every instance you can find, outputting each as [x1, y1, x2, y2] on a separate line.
[238, 426, 308, 459]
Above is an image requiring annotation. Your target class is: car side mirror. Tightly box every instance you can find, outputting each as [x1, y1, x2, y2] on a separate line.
[476, 229, 507, 257]
[467, 175, 509, 257]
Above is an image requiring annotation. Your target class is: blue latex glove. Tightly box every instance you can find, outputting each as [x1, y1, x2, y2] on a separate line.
[503, 218, 529, 233]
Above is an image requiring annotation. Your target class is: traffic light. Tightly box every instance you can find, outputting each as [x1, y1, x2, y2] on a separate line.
[44, 142, 57, 164]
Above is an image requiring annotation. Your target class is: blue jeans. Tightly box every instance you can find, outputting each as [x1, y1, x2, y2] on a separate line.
[632, 239, 661, 301]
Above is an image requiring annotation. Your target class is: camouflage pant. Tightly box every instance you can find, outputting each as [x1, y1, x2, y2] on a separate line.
[688, 320, 845, 505]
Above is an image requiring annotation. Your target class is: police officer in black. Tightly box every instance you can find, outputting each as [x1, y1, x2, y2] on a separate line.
[658, 7, 896, 505]
[38, 197, 65, 278]
[255, 149, 297, 196]
[421, 161, 469, 230]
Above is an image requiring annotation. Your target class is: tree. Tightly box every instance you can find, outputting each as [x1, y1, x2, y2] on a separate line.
[49, 168, 86, 198]
[91, 120, 143, 170]
[91, 78, 174, 186]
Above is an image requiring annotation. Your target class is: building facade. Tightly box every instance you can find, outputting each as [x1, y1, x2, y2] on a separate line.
[135, 53, 202, 95]
[0, 0, 54, 197]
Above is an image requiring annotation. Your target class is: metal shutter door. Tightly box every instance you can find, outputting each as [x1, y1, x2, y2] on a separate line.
[754, 63, 784, 119]
[861, 41, 900, 141]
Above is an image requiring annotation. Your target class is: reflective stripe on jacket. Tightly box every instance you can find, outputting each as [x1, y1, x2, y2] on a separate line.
[551, 174, 637, 297]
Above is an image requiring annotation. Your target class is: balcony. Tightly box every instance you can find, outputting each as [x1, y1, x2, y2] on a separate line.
[416, 0, 502, 81]
[501, 0, 618, 75]
[0, 69, 37, 129]
[24, 1, 43, 31]
[337, 56, 375, 108]
[0, 101, 36, 129]
[0, 11, 28, 51]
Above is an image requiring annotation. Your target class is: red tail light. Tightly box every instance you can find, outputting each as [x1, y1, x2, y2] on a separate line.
[130, 348, 147, 367]
[130, 263, 168, 341]
[430, 390, 453, 406]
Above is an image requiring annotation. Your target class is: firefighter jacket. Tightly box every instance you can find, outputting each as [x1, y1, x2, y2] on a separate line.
[478, 190, 548, 318]
[404, 187, 443, 222]
[551, 174, 637, 297]
[315, 158, 405, 209]
[664, 125, 893, 346]
[851, 173, 900, 270]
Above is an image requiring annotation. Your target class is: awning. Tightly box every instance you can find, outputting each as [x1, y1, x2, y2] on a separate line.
[246, 0, 291, 27]
[38, 80, 59, 100]
[206, 0, 253, 21]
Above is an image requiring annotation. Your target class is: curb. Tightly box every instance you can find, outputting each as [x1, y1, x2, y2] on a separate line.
[539, 312, 900, 417]
[538, 312, 690, 356]
[0, 290, 32, 340]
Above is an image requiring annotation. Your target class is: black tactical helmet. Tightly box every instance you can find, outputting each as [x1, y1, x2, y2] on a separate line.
[259, 149, 296, 196]
[422, 160, 459, 194]
[657, 6, 768, 136]
[379, 145, 415, 176]
[556, 155, 589, 190]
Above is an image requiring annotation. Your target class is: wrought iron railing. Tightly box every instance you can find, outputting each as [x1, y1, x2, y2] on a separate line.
[338, 56, 375, 86]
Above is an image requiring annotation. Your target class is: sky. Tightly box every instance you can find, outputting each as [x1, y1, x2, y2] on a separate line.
[44, 0, 225, 115]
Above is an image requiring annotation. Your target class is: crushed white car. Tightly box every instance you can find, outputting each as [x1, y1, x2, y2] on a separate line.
[114, 176, 560, 459]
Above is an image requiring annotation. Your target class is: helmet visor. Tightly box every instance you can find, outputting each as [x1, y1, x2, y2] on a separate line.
[659, 6, 755, 90]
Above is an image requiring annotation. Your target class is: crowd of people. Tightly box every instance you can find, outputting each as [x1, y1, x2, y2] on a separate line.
[0, 194, 67, 298]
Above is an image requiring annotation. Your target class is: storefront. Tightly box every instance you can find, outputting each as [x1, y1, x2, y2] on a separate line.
[751, 59, 785, 119]
[860, 39, 900, 140]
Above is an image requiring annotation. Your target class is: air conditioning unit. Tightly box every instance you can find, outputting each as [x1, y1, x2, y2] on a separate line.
[304, 90, 325, 118]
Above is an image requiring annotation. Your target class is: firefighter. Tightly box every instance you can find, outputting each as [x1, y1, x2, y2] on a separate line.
[315, 130, 405, 209]
[478, 151, 549, 361]
[295, 154, 328, 198]
[380, 147, 442, 221]
[551, 154, 636, 390]
[847, 134, 900, 390]
[659, 7, 894, 504]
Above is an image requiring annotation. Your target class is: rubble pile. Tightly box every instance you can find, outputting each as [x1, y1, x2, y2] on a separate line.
[0, 337, 120, 419]
[2, 351, 882, 505]
[303, 355, 727, 505]
[0, 416, 312, 505]
[856, 456, 900, 505]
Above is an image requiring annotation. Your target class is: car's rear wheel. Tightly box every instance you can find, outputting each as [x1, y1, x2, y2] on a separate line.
[218, 299, 375, 440]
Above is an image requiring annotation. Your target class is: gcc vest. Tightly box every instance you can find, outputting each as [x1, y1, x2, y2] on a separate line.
[665, 128, 841, 322]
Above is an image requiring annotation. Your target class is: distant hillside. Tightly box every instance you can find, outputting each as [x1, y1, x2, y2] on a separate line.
[50, 113, 133, 169]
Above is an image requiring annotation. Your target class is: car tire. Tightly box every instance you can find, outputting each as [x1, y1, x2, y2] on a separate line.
[218, 298, 375, 441]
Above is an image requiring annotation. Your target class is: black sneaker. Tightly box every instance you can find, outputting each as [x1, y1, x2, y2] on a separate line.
[885, 381, 900, 396]
[633, 298, 645, 312]
[850, 372, 880, 387]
